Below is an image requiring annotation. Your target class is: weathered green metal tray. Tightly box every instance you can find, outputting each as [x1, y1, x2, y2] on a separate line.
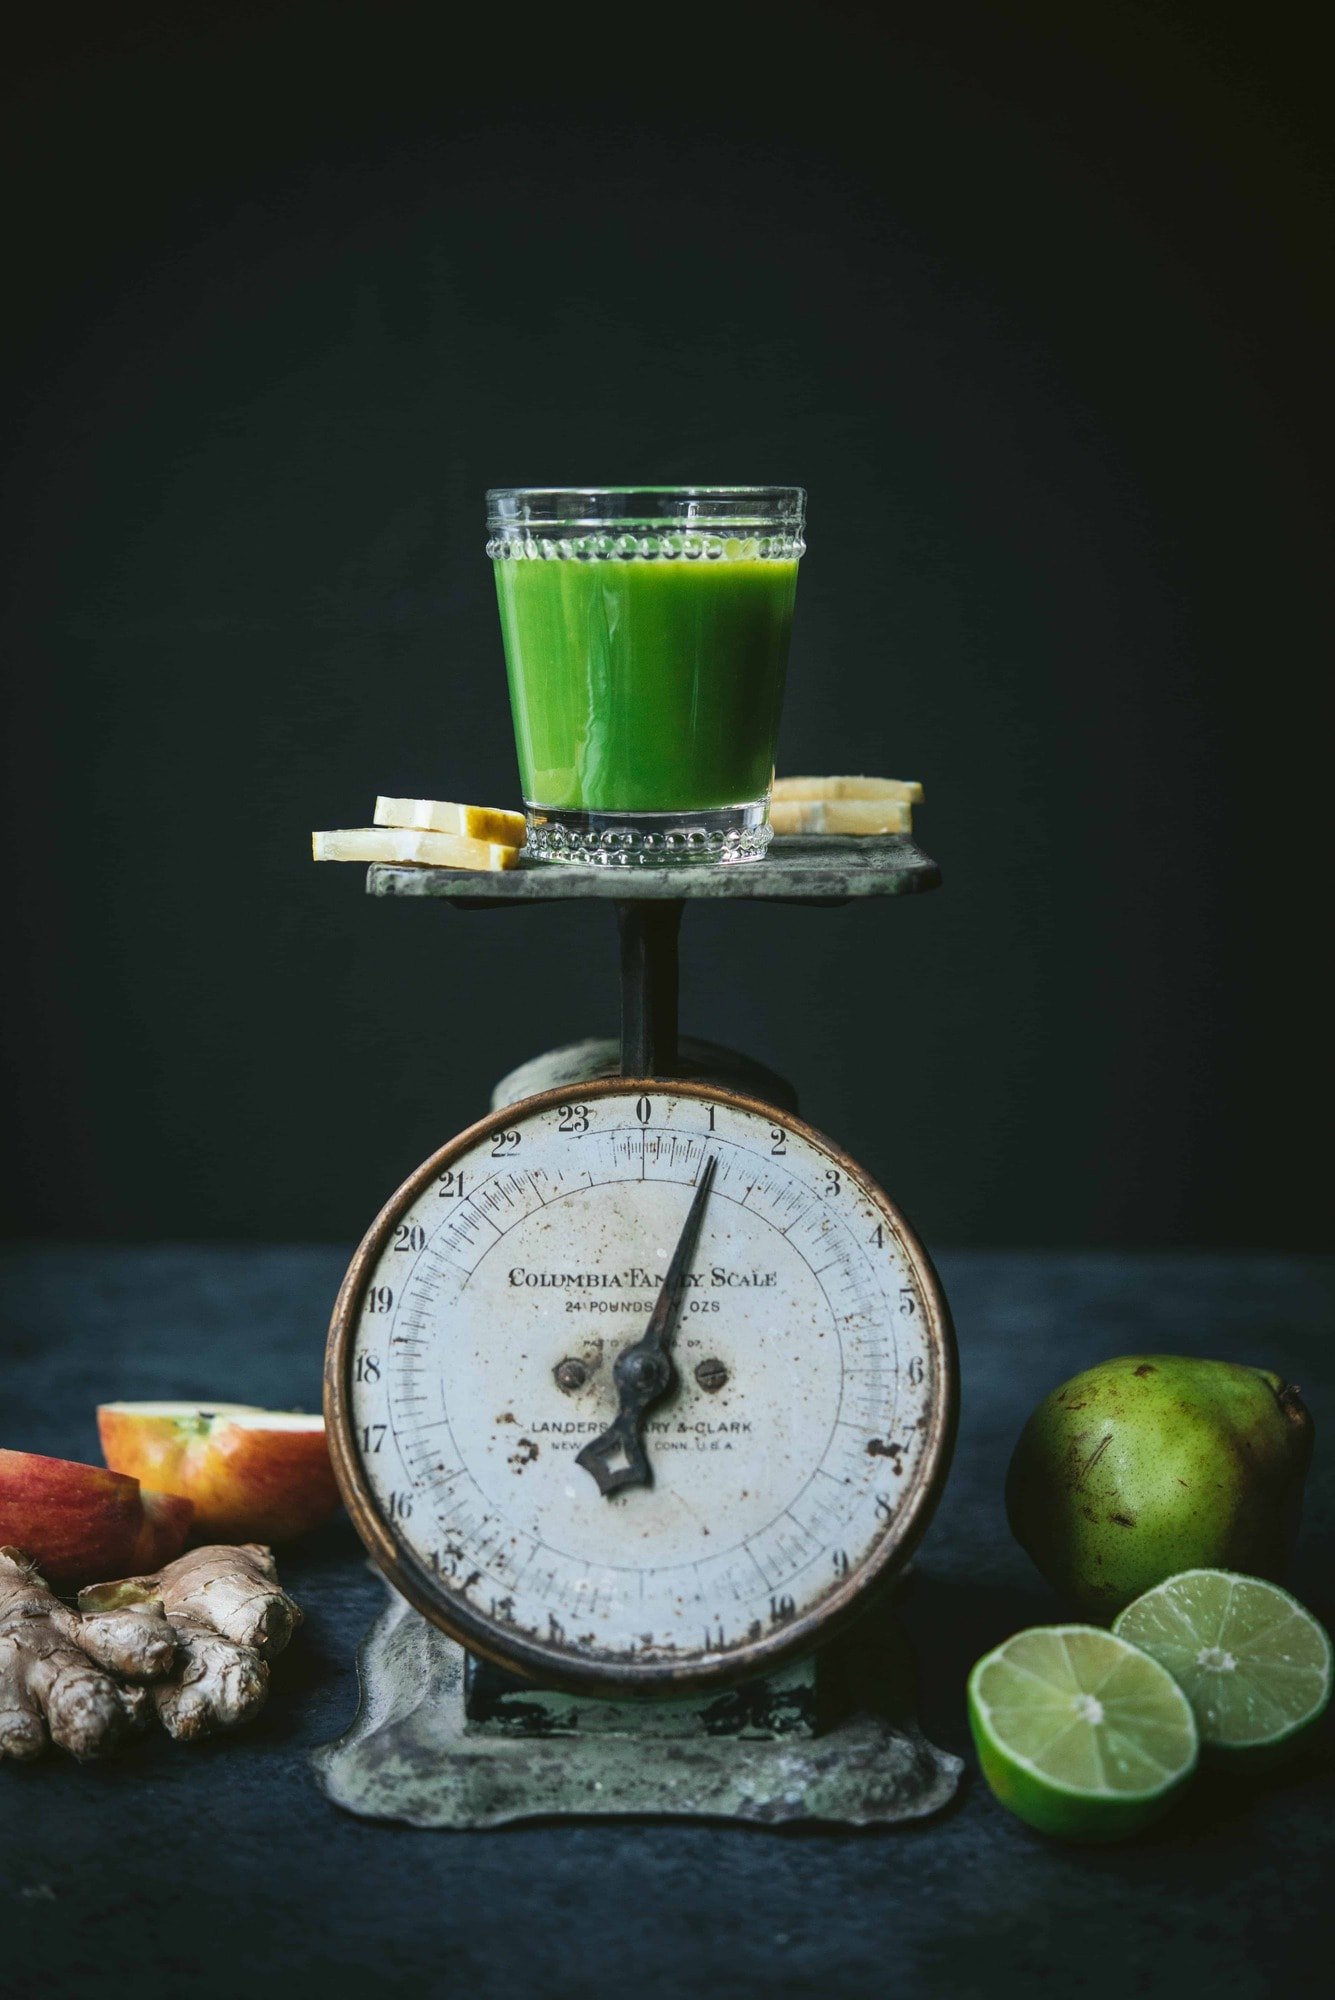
[366, 834, 940, 908]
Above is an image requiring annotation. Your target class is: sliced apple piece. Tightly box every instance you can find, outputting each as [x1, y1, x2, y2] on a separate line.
[374, 796, 526, 846]
[0, 1449, 193, 1586]
[770, 798, 913, 835]
[97, 1404, 342, 1543]
[772, 775, 924, 803]
[312, 827, 520, 870]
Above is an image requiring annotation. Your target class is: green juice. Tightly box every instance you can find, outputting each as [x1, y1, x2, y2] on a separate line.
[494, 556, 799, 812]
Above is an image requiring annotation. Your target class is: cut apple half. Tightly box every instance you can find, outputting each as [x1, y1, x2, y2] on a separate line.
[0, 1447, 194, 1585]
[98, 1403, 342, 1544]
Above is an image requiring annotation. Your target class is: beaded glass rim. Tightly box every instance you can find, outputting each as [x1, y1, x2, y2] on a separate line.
[486, 528, 805, 561]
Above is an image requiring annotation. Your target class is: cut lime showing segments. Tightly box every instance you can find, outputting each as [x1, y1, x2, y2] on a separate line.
[1113, 1569, 1332, 1762]
[968, 1625, 1198, 1841]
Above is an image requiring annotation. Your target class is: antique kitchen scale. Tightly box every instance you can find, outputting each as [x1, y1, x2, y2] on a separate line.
[313, 844, 962, 1828]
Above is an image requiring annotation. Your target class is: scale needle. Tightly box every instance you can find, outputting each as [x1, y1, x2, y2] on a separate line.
[575, 1155, 718, 1498]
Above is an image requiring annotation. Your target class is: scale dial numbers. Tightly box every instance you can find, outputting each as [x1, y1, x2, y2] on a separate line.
[326, 1080, 956, 1696]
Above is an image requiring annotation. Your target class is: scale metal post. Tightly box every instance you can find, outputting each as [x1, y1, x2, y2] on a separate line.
[313, 835, 964, 1828]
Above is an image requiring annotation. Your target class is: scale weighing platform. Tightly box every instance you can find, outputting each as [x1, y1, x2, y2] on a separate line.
[313, 835, 962, 1828]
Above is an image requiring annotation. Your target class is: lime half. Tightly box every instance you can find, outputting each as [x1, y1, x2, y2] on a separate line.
[1114, 1569, 1332, 1762]
[968, 1625, 1198, 1841]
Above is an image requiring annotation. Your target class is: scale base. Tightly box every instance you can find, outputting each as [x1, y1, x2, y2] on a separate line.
[311, 1577, 963, 1830]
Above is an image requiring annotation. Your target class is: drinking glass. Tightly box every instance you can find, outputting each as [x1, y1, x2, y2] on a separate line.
[487, 487, 805, 865]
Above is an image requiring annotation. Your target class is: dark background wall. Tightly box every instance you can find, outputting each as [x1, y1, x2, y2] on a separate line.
[2, 0, 1329, 1249]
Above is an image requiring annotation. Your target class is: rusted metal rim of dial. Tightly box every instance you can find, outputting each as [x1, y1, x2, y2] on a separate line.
[324, 1078, 959, 1698]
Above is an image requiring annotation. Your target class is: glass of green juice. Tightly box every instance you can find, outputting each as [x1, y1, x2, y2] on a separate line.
[486, 486, 805, 864]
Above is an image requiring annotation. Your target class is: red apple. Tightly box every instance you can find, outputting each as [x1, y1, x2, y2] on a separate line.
[97, 1403, 341, 1542]
[0, 1449, 194, 1585]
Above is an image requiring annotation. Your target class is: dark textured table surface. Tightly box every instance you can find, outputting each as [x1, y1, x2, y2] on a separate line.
[2, 1246, 1332, 1999]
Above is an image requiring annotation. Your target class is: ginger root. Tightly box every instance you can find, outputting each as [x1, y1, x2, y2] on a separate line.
[0, 1547, 167, 1760]
[0, 1542, 302, 1760]
[81, 1543, 303, 1743]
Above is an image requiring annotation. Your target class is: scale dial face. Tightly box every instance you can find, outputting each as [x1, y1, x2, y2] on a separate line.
[326, 1080, 956, 1695]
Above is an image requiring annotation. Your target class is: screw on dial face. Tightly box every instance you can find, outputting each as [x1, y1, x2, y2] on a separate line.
[576, 1154, 717, 1497]
[325, 1080, 957, 1696]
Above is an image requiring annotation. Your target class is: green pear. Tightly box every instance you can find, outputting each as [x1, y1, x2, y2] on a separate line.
[1006, 1355, 1313, 1618]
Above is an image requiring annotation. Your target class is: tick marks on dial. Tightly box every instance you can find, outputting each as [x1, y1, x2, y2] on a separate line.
[780, 1203, 816, 1237]
[468, 1193, 507, 1233]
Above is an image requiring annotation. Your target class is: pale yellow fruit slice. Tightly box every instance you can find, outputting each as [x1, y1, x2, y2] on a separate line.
[374, 796, 526, 846]
[770, 798, 912, 836]
[772, 775, 924, 804]
[311, 828, 519, 870]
